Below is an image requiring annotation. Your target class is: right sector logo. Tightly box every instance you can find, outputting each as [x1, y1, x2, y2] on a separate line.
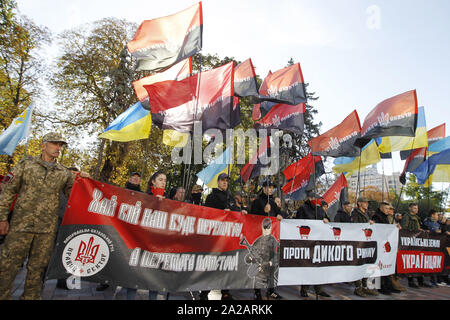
[62, 233, 110, 277]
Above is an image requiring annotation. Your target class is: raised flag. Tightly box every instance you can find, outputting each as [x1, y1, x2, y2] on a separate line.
[333, 139, 381, 176]
[197, 146, 232, 188]
[427, 136, 450, 155]
[283, 153, 322, 182]
[234, 58, 258, 98]
[321, 174, 348, 221]
[377, 106, 427, 154]
[399, 147, 427, 185]
[0, 103, 34, 156]
[254, 103, 305, 134]
[132, 57, 192, 110]
[144, 61, 234, 133]
[308, 110, 362, 158]
[127, 2, 202, 72]
[241, 136, 270, 184]
[412, 148, 450, 185]
[99, 101, 151, 142]
[355, 90, 418, 148]
[253, 63, 307, 120]
[282, 157, 325, 201]
[400, 123, 446, 160]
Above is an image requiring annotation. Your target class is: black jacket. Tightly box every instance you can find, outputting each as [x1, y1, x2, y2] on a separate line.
[351, 208, 371, 223]
[250, 193, 283, 218]
[125, 182, 142, 192]
[295, 200, 329, 221]
[334, 209, 352, 223]
[371, 209, 391, 224]
[204, 188, 235, 210]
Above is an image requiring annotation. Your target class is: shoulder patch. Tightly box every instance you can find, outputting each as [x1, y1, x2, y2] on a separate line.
[2, 172, 14, 184]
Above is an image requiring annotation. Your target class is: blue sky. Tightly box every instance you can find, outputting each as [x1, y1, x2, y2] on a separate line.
[17, 0, 450, 177]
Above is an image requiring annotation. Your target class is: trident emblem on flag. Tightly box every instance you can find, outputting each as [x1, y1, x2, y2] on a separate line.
[75, 236, 100, 265]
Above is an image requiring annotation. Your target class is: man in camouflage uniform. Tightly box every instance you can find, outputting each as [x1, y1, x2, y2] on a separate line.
[0, 132, 86, 300]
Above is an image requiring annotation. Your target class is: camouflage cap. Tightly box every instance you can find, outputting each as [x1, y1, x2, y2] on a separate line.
[42, 132, 68, 145]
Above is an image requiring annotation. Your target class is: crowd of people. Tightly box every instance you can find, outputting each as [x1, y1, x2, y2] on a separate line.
[0, 132, 449, 300]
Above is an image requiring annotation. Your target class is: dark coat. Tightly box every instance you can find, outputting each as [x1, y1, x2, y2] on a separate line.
[250, 193, 283, 218]
[334, 209, 352, 223]
[372, 209, 391, 224]
[295, 200, 329, 221]
[204, 188, 235, 210]
[351, 208, 371, 223]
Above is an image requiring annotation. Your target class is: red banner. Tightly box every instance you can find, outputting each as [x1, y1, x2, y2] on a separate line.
[396, 230, 449, 275]
[47, 178, 280, 292]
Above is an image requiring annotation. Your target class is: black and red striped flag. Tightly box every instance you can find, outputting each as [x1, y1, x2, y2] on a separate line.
[234, 58, 258, 98]
[254, 103, 305, 134]
[253, 63, 307, 120]
[144, 61, 234, 133]
[321, 174, 348, 221]
[308, 110, 362, 157]
[355, 90, 418, 148]
[282, 154, 324, 201]
[127, 2, 203, 72]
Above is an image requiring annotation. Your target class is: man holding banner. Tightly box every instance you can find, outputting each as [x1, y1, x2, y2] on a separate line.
[0, 132, 89, 300]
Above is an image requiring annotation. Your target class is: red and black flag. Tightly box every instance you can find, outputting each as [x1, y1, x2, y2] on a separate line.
[321, 174, 348, 221]
[132, 58, 192, 110]
[308, 110, 362, 157]
[399, 147, 427, 185]
[241, 136, 271, 184]
[254, 103, 305, 134]
[234, 58, 258, 98]
[127, 2, 203, 72]
[355, 90, 418, 148]
[144, 61, 234, 132]
[400, 123, 446, 160]
[282, 154, 324, 201]
[253, 63, 307, 119]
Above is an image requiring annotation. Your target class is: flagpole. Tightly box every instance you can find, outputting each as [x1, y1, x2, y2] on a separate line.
[185, 53, 203, 192]
[355, 147, 362, 206]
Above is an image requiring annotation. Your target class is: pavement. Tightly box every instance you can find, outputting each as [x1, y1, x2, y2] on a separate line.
[9, 264, 450, 300]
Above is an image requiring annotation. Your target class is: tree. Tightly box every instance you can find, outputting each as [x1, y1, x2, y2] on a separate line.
[404, 174, 448, 220]
[0, 1, 51, 171]
[44, 18, 142, 183]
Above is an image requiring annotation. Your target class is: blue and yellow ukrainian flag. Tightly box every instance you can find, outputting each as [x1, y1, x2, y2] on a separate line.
[427, 136, 450, 156]
[333, 139, 381, 177]
[377, 106, 428, 154]
[99, 101, 151, 142]
[197, 146, 233, 188]
[412, 148, 450, 185]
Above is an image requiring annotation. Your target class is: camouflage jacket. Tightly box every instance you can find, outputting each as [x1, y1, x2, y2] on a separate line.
[400, 213, 422, 231]
[0, 155, 75, 233]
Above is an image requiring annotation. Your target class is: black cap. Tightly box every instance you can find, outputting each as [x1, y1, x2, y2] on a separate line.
[262, 180, 274, 187]
[130, 172, 141, 177]
[262, 218, 272, 229]
[343, 201, 351, 206]
[217, 173, 229, 181]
